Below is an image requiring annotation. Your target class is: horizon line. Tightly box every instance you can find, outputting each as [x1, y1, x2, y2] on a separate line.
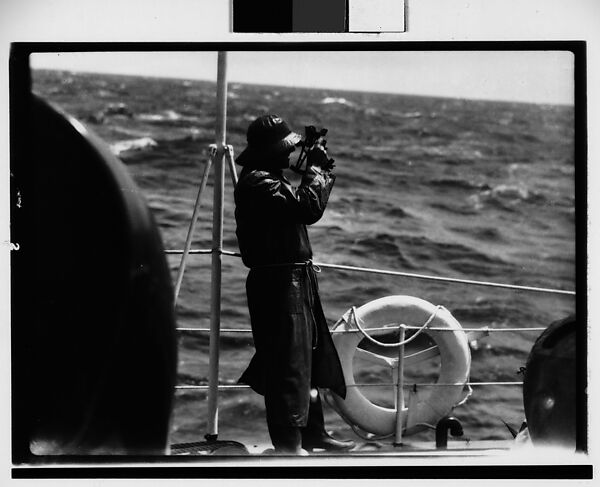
[32, 67, 575, 108]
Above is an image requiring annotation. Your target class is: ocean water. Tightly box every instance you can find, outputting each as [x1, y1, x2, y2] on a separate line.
[32, 69, 576, 447]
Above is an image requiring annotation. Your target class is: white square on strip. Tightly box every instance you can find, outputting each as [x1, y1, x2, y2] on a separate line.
[348, 0, 406, 32]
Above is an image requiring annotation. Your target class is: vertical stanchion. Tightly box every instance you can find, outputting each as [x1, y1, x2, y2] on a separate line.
[173, 146, 216, 304]
[394, 324, 406, 446]
[206, 51, 228, 440]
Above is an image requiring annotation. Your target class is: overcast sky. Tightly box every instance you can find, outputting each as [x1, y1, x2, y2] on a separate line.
[31, 50, 574, 105]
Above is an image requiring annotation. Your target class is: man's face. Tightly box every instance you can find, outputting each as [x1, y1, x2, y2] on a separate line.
[274, 146, 296, 169]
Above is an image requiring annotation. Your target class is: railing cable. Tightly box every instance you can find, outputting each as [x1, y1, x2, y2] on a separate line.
[165, 248, 575, 296]
[175, 381, 524, 391]
[175, 326, 547, 333]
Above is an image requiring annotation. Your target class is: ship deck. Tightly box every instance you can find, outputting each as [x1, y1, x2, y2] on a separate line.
[245, 439, 512, 456]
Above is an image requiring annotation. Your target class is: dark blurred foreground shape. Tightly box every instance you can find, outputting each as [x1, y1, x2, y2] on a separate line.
[12, 89, 177, 460]
[523, 315, 576, 450]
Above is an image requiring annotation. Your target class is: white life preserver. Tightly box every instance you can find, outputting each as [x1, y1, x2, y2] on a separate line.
[330, 295, 471, 436]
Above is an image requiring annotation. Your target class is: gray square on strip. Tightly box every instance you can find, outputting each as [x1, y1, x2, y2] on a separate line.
[348, 0, 406, 32]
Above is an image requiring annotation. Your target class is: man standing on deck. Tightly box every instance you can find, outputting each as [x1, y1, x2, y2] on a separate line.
[234, 114, 355, 454]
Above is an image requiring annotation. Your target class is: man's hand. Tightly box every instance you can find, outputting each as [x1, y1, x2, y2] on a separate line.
[307, 143, 335, 171]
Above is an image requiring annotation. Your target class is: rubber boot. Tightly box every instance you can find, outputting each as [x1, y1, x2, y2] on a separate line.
[265, 393, 305, 454]
[267, 421, 304, 454]
[301, 393, 356, 452]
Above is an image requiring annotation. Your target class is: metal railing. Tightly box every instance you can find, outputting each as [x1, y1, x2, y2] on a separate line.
[170, 244, 574, 444]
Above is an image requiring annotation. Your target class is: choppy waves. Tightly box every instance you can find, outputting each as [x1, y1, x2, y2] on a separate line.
[110, 136, 157, 155]
[32, 69, 576, 444]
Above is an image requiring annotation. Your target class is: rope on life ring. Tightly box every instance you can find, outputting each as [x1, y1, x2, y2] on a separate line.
[349, 304, 442, 348]
[329, 295, 471, 437]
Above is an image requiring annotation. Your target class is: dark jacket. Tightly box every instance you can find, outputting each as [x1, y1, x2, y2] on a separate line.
[234, 165, 346, 427]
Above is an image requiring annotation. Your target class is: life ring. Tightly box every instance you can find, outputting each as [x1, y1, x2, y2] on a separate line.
[330, 296, 471, 436]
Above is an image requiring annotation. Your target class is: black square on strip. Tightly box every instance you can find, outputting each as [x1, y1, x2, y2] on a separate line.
[233, 0, 293, 33]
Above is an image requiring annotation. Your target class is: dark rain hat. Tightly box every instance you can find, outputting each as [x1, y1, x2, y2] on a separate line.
[236, 114, 301, 166]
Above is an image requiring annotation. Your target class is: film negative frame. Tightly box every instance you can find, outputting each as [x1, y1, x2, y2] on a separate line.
[9, 40, 589, 479]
